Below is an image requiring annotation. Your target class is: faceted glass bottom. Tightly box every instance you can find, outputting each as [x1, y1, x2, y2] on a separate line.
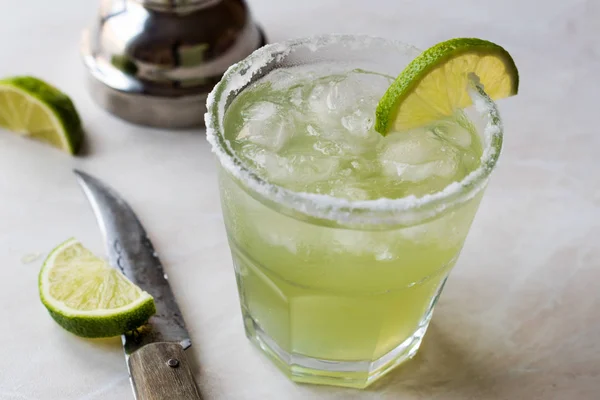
[242, 306, 434, 388]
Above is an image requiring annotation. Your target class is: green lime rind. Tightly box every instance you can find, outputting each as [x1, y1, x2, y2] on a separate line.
[41, 295, 156, 338]
[0, 76, 83, 154]
[375, 38, 519, 135]
[39, 238, 156, 338]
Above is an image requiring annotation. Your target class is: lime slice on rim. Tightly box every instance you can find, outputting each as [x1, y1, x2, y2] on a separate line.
[375, 38, 519, 134]
[39, 238, 156, 338]
[0, 76, 83, 154]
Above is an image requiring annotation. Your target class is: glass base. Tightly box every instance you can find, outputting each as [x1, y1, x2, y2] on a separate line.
[243, 309, 432, 389]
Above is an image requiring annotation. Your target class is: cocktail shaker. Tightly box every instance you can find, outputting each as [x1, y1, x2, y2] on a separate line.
[81, 0, 266, 128]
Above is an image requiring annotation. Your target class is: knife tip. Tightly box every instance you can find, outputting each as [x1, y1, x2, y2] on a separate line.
[73, 169, 93, 188]
[73, 169, 92, 181]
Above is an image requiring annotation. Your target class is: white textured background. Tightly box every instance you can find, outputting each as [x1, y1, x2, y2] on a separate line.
[0, 0, 599, 399]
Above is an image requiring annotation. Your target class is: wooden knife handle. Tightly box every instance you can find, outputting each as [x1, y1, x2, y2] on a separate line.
[128, 342, 203, 400]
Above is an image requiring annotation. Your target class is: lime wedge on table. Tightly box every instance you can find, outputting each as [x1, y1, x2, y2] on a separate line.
[0, 76, 83, 154]
[375, 38, 519, 134]
[39, 238, 156, 338]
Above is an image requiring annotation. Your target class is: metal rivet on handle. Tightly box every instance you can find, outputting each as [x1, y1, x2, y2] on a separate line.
[167, 358, 180, 368]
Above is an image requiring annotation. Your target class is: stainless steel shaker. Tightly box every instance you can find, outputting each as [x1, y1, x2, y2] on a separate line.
[81, 0, 266, 128]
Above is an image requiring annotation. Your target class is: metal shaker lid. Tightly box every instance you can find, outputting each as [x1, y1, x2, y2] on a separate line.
[81, 0, 266, 128]
[141, 0, 223, 12]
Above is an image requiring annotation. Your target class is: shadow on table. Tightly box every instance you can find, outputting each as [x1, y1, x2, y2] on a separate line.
[365, 322, 500, 398]
[70, 335, 123, 351]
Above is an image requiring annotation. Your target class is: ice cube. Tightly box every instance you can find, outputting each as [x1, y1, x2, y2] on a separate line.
[255, 152, 340, 187]
[380, 129, 459, 182]
[341, 109, 373, 137]
[379, 128, 444, 165]
[267, 69, 299, 90]
[321, 71, 389, 116]
[313, 140, 343, 156]
[237, 144, 273, 172]
[397, 223, 430, 242]
[330, 231, 398, 258]
[432, 120, 472, 148]
[375, 246, 395, 261]
[433, 157, 459, 178]
[349, 158, 379, 177]
[241, 100, 277, 121]
[289, 87, 304, 108]
[331, 186, 370, 201]
[381, 158, 458, 182]
[306, 124, 319, 136]
[262, 231, 298, 254]
[311, 78, 360, 113]
[305, 83, 344, 139]
[331, 230, 372, 254]
[308, 83, 329, 115]
[307, 74, 377, 130]
[238, 101, 293, 151]
[288, 155, 340, 184]
[326, 81, 341, 111]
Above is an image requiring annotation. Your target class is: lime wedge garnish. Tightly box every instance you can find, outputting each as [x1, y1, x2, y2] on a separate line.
[375, 38, 519, 134]
[39, 238, 156, 338]
[0, 76, 83, 154]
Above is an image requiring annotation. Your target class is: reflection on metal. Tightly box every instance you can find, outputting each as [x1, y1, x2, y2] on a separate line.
[82, 0, 266, 128]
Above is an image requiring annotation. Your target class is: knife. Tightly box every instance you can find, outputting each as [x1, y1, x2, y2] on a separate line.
[74, 170, 203, 400]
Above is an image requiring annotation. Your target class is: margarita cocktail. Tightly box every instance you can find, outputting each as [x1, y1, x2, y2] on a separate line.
[206, 35, 513, 388]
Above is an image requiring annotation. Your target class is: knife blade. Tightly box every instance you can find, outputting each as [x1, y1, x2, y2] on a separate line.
[74, 169, 202, 400]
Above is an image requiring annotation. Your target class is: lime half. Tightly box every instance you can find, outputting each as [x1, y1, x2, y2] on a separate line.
[39, 238, 156, 338]
[375, 38, 519, 134]
[0, 76, 83, 154]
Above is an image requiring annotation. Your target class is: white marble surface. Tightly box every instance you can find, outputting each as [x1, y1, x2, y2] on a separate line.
[1, 0, 599, 399]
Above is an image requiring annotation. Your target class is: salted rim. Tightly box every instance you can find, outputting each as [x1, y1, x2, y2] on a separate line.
[205, 34, 503, 226]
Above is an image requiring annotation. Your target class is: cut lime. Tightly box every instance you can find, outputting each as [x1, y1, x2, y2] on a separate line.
[0, 76, 83, 154]
[39, 238, 156, 338]
[375, 38, 519, 134]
